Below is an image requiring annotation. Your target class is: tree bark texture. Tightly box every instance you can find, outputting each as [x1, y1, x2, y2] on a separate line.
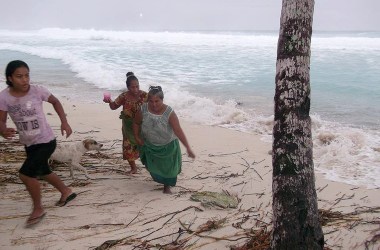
[272, 0, 324, 249]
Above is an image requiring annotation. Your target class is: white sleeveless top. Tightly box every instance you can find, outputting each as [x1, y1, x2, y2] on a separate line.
[141, 103, 177, 146]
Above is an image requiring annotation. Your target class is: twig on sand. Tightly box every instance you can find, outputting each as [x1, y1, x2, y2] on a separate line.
[364, 233, 380, 250]
[330, 193, 355, 209]
[208, 148, 248, 157]
[110, 140, 119, 148]
[137, 228, 188, 249]
[96, 200, 124, 207]
[75, 130, 100, 134]
[232, 181, 247, 187]
[93, 235, 140, 250]
[142, 206, 203, 226]
[79, 223, 125, 229]
[240, 157, 251, 174]
[240, 157, 264, 180]
[179, 217, 251, 245]
[137, 206, 203, 245]
[243, 192, 265, 198]
[317, 184, 329, 193]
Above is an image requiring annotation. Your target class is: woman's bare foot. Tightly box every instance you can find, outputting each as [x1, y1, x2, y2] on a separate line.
[163, 185, 172, 194]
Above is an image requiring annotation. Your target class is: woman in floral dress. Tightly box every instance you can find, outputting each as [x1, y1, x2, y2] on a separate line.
[104, 72, 147, 174]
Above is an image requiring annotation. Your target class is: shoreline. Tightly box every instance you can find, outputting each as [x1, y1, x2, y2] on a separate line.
[0, 99, 379, 249]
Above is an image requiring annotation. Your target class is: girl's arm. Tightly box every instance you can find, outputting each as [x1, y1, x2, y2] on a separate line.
[48, 94, 72, 138]
[169, 111, 195, 158]
[0, 110, 16, 139]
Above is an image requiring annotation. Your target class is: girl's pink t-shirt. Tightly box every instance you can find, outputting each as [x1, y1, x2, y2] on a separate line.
[0, 85, 55, 146]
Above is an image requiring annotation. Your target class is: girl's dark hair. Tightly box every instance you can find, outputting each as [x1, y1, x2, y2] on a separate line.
[126, 71, 138, 88]
[5, 60, 29, 87]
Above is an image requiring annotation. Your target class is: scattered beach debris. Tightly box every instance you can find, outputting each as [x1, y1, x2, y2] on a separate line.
[1, 139, 379, 249]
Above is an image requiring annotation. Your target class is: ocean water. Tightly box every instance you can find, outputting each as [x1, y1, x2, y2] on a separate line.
[0, 28, 379, 189]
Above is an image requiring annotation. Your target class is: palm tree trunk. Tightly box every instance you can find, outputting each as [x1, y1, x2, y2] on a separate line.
[272, 0, 324, 249]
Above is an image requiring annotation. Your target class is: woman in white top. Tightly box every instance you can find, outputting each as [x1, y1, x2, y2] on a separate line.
[133, 86, 195, 194]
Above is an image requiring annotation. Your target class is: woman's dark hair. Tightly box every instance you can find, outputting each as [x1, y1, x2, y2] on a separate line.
[5, 60, 29, 87]
[148, 85, 164, 100]
[126, 71, 138, 88]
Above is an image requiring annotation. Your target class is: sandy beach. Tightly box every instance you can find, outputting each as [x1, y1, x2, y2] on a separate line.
[0, 99, 379, 250]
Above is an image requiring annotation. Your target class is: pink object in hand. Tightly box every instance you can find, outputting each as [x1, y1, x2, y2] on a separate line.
[103, 92, 111, 102]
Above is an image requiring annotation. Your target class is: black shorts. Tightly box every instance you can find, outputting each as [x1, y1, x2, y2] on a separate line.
[19, 139, 57, 178]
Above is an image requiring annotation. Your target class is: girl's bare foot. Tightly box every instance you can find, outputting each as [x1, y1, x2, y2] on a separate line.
[26, 211, 46, 227]
[163, 185, 172, 194]
[28, 208, 45, 223]
[58, 188, 74, 204]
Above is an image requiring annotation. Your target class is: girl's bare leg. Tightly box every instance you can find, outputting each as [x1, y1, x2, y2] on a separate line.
[19, 173, 44, 219]
[42, 172, 73, 202]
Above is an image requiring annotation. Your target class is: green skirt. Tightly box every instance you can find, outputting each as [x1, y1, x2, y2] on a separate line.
[139, 139, 182, 186]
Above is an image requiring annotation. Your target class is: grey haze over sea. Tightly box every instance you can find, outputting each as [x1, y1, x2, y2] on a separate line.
[0, 28, 379, 189]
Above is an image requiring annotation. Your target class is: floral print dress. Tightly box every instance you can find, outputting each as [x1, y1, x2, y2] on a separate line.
[114, 90, 148, 161]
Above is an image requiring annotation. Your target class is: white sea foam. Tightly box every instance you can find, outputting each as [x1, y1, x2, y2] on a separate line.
[311, 115, 380, 188]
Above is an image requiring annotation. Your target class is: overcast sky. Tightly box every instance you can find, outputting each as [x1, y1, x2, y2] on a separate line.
[0, 0, 379, 31]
